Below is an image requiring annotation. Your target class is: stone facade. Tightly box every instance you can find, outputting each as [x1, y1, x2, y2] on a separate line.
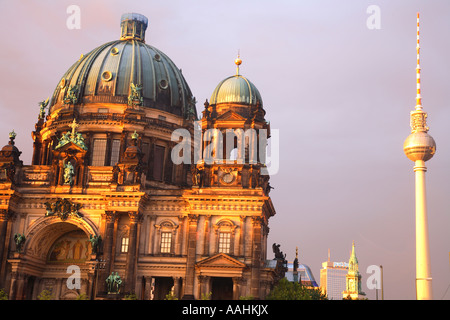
[0, 13, 284, 300]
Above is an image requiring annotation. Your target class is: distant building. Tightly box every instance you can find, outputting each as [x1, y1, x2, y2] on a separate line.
[319, 250, 348, 300]
[284, 247, 318, 287]
[285, 262, 318, 287]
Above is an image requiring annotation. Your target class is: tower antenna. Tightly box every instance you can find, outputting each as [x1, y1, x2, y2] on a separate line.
[416, 12, 422, 110]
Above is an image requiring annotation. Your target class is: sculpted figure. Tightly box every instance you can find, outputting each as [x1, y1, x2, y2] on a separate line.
[63, 162, 75, 185]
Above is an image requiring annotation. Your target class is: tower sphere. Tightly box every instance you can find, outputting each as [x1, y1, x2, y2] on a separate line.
[403, 131, 436, 162]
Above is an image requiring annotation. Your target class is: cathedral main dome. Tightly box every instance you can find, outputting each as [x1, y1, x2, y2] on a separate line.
[49, 13, 196, 119]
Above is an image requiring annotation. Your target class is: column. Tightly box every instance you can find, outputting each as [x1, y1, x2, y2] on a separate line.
[232, 277, 242, 300]
[173, 276, 181, 299]
[250, 216, 262, 299]
[203, 215, 211, 256]
[182, 214, 198, 299]
[9, 271, 18, 300]
[143, 276, 153, 300]
[238, 215, 245, 257]
[100, 211, 116, 293]
[0, 210, 10, 287]
[414, 160, 433, 300]
[124, 211, 141, 293]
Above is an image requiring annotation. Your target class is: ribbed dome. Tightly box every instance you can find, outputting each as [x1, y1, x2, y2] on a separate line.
[209, 74, 263, 107]
[50, 13, 196, 119]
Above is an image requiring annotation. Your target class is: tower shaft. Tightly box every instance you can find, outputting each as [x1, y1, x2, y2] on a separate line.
[403, 13, 435, 300]
[414, 160, 433, 299]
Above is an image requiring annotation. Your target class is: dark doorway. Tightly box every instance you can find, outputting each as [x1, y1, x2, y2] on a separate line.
[211, 277, 233, 300]
[153, 277, 174, 300]
[24, 276, 36, 300]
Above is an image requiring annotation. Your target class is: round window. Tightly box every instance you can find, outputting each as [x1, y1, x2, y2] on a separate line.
[102, 71, 113, 82]
[159, 79, 168, 89]
[111, 47, 119, 55]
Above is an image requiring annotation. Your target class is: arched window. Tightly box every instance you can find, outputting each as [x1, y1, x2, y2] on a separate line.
[117, 225, 130, 254]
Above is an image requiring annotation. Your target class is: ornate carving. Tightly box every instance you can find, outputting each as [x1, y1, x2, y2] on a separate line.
[44, 198, 83, 221]
[55, 119, 87, 151]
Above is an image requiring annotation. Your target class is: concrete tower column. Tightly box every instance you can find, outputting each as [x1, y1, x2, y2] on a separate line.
[403, 13, 435, 300]
[414, 161, 433, 299]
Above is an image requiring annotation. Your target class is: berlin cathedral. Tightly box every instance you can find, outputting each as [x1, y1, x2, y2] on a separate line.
[0, 13, 284, 300]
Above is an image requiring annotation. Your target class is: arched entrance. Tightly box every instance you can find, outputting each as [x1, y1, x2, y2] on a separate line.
[8, 215, 98, 300]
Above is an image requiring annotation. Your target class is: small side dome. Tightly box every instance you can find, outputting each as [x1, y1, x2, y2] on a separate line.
[209, 57, 263, 107]
[209, 75, 263, 107]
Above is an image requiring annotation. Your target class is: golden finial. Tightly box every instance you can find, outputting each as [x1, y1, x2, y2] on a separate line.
[235, 51, 242, 75]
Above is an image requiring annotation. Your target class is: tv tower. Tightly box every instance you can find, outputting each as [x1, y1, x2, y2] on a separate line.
[403, 13, 436, 300]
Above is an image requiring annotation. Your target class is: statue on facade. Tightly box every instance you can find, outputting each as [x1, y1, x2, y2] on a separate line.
[14, 233, 26, 253]
[74, 132, 87, 150]
[88, 234, 102, 254]
[272, 243, 286, 260]
[64, 84, 79, 104]
[191, 166, 202, 187]
[38, 98, 49, 119]
[63, 161, 75, 185]
[128, 83, 143, 107]
[56, 132, 71, 149]
[55, 119, 87, 151]
[106, 272, 122, 294]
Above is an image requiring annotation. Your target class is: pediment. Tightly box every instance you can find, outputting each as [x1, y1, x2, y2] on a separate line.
[216, 110, 246, 121]
[54, 141, 87, 153]
[196, 253, 246, 269]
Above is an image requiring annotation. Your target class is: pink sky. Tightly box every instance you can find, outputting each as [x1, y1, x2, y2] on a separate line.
[1, 0, 450, 300]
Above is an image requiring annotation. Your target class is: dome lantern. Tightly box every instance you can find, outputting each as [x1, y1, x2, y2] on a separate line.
[120, 13, 148, 42]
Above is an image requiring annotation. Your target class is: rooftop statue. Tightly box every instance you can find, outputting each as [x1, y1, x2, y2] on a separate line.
[64, 84, 79, 105]
[55, 119, 87, 150]
[38, 98, 49, 119]
[128, 83, 143, 107]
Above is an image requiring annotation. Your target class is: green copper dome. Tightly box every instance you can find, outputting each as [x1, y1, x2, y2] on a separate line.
[49, 13, 196, 119]
[209, 74, 263, 107]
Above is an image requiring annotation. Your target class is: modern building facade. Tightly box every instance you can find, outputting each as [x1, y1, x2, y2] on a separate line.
[319, 253, 348, 300]
[0, 13, 284, 300]
[285, 263, 318, 287]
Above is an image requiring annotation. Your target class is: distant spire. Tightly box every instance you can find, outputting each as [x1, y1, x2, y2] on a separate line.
[348, 241, 359, 274]
[416, 12, 422, 110]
